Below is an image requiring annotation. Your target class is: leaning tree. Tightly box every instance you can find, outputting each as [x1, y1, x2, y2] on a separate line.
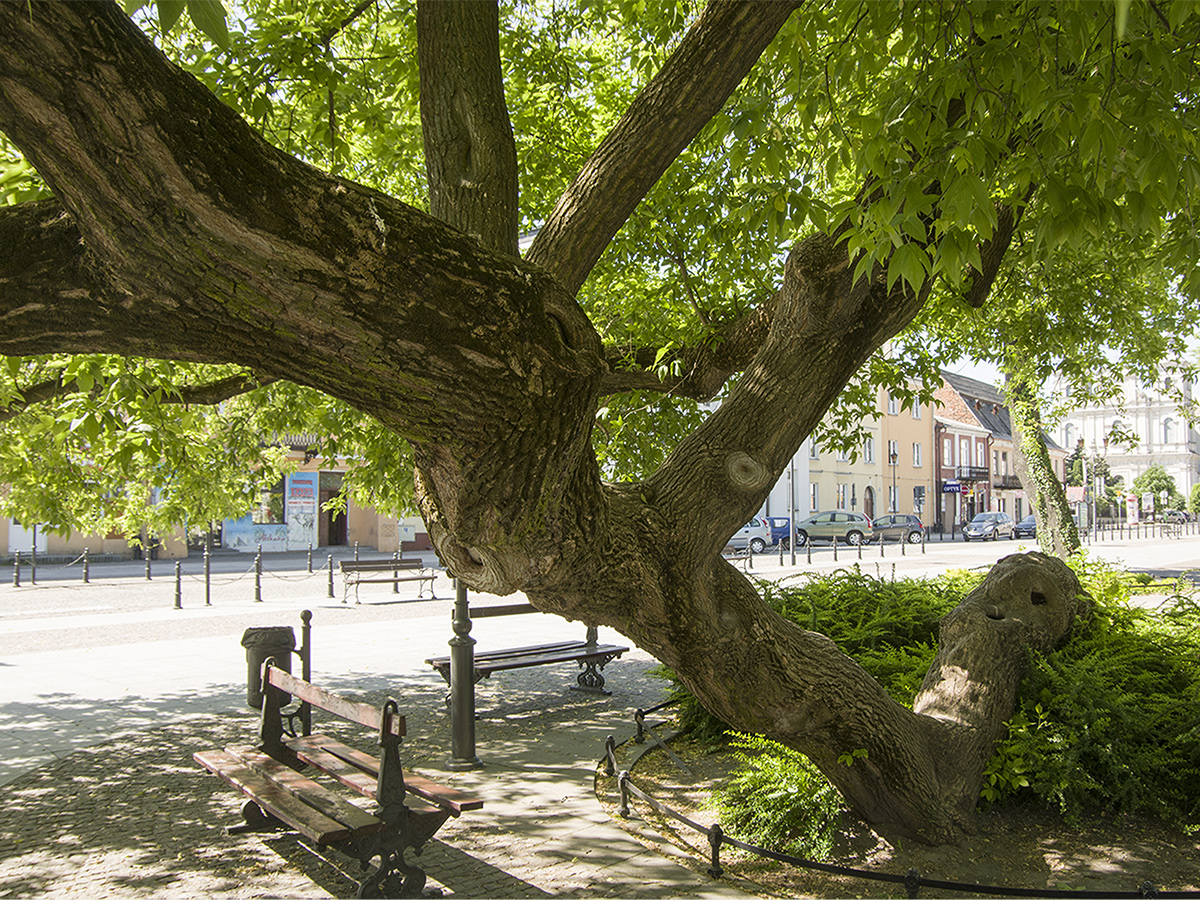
[2, 1, 1199, 843]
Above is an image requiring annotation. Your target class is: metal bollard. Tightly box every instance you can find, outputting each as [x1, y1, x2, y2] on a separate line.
[921, 530, 926, 554]
[354, 541, 360, 561]
[255, 545, 263, 602]
[174, 561, 182, 609]
[806, 540, 811, 564]
[82, 548, 90, 583]
[447, 579, 482, 769]
[901, 535, 906, 556]
[30, 544, 37, 584]
[12, 550, 20, 587]
[299, 609, 313, 736]
[307, 543, 313, 574]
[204, 543, 212, 606]
[857, 540, 862, 559]
[832, 539, 838, 562]
[881, 536, 886, 557]
[327, 554, 334, 599]
[393, 551, 400, 593]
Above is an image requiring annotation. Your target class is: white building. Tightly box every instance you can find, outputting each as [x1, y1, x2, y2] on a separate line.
[1056, 370, 1200, 498]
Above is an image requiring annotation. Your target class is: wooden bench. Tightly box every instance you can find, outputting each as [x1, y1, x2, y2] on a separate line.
[425, 602, 629, 701]
[340, 558, 438, 604]
[195, 659, 482, 897]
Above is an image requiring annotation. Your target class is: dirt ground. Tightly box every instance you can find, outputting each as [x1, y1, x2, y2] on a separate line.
[597, 732, 1200, 899]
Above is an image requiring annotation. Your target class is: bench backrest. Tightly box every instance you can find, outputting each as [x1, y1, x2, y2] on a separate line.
[265, 663, 404, 737]
[339, 559, 422, 573]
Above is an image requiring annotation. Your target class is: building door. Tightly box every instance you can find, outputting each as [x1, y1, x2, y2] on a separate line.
[863, 487, 875, 519]
[317, 472, 348, 546]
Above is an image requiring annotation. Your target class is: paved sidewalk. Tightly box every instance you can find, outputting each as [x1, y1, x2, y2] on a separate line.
[0, 566, 751, 898]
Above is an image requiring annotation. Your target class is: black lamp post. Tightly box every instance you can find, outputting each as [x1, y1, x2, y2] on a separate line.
[889, 450, 899, 513]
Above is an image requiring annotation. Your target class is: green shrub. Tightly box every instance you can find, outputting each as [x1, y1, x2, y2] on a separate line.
[710, 732, 844, 859]
[674, 560, 1199, 838]
[982, 583, 1200, 827]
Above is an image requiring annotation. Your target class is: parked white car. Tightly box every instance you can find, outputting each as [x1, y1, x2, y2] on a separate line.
[726, 517, 772, 553]
[963, 511, 1016, 541]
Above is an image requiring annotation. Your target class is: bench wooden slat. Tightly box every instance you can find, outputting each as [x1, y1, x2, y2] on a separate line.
[233, 747, 383, 834]
[347, 575, 431, 585]
[426, 641, 627, 674]
[266, 667, 404, 736]
[468, 603, 538, 618]
[290, 734, 483, 814]
[288, 735, 379, 798]
[340, 559, 423, 572]
[194, 748, 364, 845]
[474, 645, 627, 674]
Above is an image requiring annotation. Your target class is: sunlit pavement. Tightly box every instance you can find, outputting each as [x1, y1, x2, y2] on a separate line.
[0, 534, 1196, 895]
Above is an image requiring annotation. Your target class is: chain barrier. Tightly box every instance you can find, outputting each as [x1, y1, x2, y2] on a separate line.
[601, 713, 1195, 900]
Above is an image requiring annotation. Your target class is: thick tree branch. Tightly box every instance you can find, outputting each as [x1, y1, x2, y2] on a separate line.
[599, 295, 777, 399]
[526, 0, 800, 295]
[417, 0, 519, 255]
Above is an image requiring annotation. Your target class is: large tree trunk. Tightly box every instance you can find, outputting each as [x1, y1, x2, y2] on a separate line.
[1006, 370, 1082, 558]
[0, 1, 1080, 843]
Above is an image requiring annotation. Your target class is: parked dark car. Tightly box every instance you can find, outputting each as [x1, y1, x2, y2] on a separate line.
[963, 511, 1016, 541]
[766, 517, 792, 548]
[794, 511, 874, 546]
[872, 513, 925, 544]
[1163, 509, 1190, 524]
[1015, 514, 1037, 538]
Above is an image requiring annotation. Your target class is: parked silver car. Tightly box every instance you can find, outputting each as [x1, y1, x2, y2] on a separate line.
[794, 511, 874, 546]
[873, 513, 926, 544]
[726, 516, 771, 553]
[963, 511, 1016, 541]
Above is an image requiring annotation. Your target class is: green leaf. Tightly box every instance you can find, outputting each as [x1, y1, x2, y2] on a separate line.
[157, 0, 186, 35]
[187, 0, 229, 49]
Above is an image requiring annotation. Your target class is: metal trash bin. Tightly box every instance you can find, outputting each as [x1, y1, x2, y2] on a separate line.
[241, 626, 296, 709]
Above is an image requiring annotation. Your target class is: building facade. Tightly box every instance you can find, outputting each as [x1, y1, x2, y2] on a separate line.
[1057, 371, 1200, 501]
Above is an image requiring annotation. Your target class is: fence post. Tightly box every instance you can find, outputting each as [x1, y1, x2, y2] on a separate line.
[327, 554, 335, 599]
[254, 544, 262, 602]
[204, 543, 212, 606]
[447, 579, 482, 770]
[12, 551, 19, 587]
[174, 561, 182, 609]
[707, 823, 724, 877]
[617, 771, 631, 819]
[299, 609, 312, 736]
[82, 548, 90, 583]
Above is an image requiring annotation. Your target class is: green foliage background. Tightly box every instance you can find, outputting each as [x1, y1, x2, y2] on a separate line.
[668, 560, 1200, 854]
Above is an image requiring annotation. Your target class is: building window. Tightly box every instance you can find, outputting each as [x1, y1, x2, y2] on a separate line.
[888, 484, 898, 513]
[887, 394, 899, 415]
[809, 439, 819, 460]
[993, 449, 1000, 475]
[837, 484, 847, 509]
[911, 404, 921, 420]
[1002, 451, 1009, 476]
[864, 436, 875, 464]
[887, 439, 899, 464]
[837, 446, 849, 462]
[944, 437, 953, 466]
[913, 485, 926, 512]
[912, 442, 922, 467]
[810, 482, 818, 512]
[1164, 417, 1176, 445]
[976, 442, 986, 468]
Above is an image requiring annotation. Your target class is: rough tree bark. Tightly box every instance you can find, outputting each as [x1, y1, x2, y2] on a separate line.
[0, 1, 1084, 843]
[1006, 370, 1083, 559]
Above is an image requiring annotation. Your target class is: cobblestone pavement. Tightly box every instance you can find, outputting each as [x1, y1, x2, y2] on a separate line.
[0, 562, 751, 899]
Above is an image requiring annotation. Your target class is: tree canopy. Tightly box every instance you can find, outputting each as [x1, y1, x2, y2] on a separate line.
[3, 0, 1200, 844]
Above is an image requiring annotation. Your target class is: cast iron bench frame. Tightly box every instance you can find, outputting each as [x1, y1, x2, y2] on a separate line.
[194, 659, 481, 897]
[340, 558, 438, 604]
[425, 602, 629, 700]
